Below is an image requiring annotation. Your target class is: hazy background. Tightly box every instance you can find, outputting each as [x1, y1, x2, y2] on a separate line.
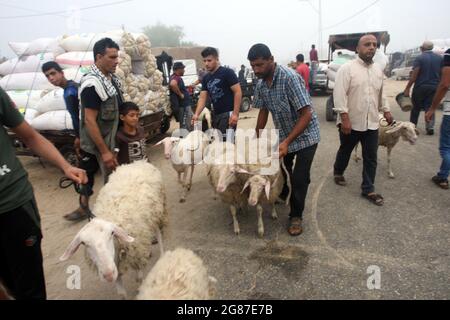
[1, 0, 449, 67]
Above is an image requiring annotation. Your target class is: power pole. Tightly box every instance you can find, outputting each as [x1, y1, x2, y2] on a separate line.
[318, 0, 323, 60]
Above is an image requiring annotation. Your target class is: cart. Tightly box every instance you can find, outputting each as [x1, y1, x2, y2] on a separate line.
[9, 111, 166, 166]
[325, 31, 391, 121]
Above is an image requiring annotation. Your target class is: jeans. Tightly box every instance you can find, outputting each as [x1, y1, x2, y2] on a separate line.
[280, 144, 318, 219]
[411, 85, 436, 130]
[438, 115, 450, 180]
[179, 106, 193, 131]
[334, 129, 379, 195]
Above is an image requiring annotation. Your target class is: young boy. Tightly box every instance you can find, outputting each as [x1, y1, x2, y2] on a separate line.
[116, 102, 148, 165]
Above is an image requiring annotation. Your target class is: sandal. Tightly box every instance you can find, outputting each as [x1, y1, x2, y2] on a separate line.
[64, 208, 88, 222]
[288, 218, 303, 237]
[432, 176, 449, 190]
[334, 175, 347, 186]
[362, 193, 384, 207]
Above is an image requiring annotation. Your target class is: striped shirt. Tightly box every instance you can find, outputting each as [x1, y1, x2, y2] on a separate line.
[253, 65, 321, 153]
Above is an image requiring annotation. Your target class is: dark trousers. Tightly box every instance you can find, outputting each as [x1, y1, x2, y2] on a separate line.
[79, 150, 100, 196]
[0, 199, 46, 300]
[212, 112, 236, 141]
[334, 129, 379, 195]
[411, 84, 436, 130]
[280, 144, 318, 219]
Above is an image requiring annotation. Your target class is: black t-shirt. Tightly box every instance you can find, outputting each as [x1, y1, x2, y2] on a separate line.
[202, 66, 239, 115]
[81, 82, 123, 111]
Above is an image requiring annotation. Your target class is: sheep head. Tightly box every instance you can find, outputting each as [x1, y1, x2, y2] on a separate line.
[386, 122, 419, 145]
[242, 175, 271, 207]
[155, 137, 180, 159]
[60, 219, 134, 283]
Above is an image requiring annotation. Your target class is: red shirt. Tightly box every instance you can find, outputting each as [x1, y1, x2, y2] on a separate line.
[296, 63, 310, 90]
[310, 49, 319, 62]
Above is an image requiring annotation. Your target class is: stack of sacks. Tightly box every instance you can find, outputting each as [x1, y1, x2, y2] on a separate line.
[29, 89, 74, 130]
[0, 38, 64, 90]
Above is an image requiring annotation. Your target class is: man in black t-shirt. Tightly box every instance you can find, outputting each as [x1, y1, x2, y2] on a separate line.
[192, 47, 242, 136]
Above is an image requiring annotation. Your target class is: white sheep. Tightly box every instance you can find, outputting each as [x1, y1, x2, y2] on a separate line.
[240, 168, 285, 238]
[60, 160, 168, 299]
[199, 108, 212, 130]
[156, 130, 213, 202]
[136, 248, 217, 300]
[355, 120, 419, 178]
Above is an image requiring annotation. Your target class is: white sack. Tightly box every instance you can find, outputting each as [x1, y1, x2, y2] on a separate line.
[0, 53, 55, 76]
[35, 89, 66, 114]
[0, 73, 56, 91]
[31, 110, 73, 131]
[56, 51, 94, 69]
[6, 90, 44, 110]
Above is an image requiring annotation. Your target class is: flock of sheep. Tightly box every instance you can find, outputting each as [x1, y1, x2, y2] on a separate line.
[59, 115, 420, 300]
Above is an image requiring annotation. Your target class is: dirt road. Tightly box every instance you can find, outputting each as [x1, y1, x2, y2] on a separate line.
[22, 80, 449, 300]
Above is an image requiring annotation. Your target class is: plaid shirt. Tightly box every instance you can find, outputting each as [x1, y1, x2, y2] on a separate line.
[254, 65, 321, 153]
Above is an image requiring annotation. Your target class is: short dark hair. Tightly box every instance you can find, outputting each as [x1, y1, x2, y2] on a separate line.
[201, 47, 219, 58]
[296, 54, 305, 63]
[119, 102, 140, 116]
[247, 44, 272, 61]
[312, 44, 316, 48]
[93, 38, 120, 62]
[42, 61, 63, 73]
[444, 49, 450, 67]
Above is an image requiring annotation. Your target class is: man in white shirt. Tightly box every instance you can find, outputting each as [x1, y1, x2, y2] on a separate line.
[332, 34, 393, 206]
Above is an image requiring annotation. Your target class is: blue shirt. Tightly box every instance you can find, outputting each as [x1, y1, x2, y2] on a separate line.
[413, 51, 443, 88]
[64, 80, 80, 137]
[253, 65, 321, 153]
[202, 66, 239, 115]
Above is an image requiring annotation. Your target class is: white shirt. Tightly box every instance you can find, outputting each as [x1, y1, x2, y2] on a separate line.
[444, 89, 450, 115]
[334, 56, 390, 131]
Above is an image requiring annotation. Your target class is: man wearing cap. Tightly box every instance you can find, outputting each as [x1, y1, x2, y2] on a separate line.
[404, 40, 443, 135]
[170, 62, 192, 131]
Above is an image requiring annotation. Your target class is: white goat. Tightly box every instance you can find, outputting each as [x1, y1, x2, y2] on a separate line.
[60, 161, 168, 299]
[136, 248, 217, 300]
[199, 108, 212, 129]
[355, 121, 419, 178]
[156, 130, 211, 202]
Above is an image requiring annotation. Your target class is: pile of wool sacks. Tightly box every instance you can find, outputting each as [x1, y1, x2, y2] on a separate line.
[0, 31, 168, 131]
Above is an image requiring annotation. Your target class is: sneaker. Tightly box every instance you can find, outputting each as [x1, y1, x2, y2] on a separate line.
[426, 129, 435, 136]
[64, 208, 88, 222]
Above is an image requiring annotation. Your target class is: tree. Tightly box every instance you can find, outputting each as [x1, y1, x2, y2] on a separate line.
[142, 22, 198, 47]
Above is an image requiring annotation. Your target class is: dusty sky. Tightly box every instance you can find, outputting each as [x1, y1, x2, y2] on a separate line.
[0, 0, 449, 68]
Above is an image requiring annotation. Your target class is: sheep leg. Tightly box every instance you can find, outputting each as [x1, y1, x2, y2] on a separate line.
[180, 170, 188, 203]
[187, 164, 195, 191]
[230, 205, 240, 236]
[387, 147, 395, 179]
[115, 275, 128, 300]
[271, 205, 278, 220]
[257, 204, 264, 238]
[354, 143, 362, 163]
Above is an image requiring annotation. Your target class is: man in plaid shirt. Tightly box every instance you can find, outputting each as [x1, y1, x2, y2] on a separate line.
[248, 44, 321, 237]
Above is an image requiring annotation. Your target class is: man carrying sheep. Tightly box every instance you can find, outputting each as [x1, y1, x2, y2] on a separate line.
[0, 87, 87, 299]
[332, 34, 393, 206]
[192, 47, 242, 138]
[248, 44, 321, 237]
[65, 38, 124, 221]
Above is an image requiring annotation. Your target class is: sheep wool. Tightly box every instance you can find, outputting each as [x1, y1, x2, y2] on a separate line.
[137, 248, 216, 300]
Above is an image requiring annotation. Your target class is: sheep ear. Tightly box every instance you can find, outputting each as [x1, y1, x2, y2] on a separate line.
[265, 181, 271, 200]
[241, 180, 251, 194]
[386, 124, 403, 135]
[113, 226, 135, 243]
[60, 235, 82, 262]
[153, 138, 167, 147]
[236, 167, 250, 174]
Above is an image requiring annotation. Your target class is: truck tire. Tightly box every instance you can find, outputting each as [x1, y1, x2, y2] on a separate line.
[240, 97, 251, 113]
[326, 96, 337, 122]
[160, 115, 171, 134]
